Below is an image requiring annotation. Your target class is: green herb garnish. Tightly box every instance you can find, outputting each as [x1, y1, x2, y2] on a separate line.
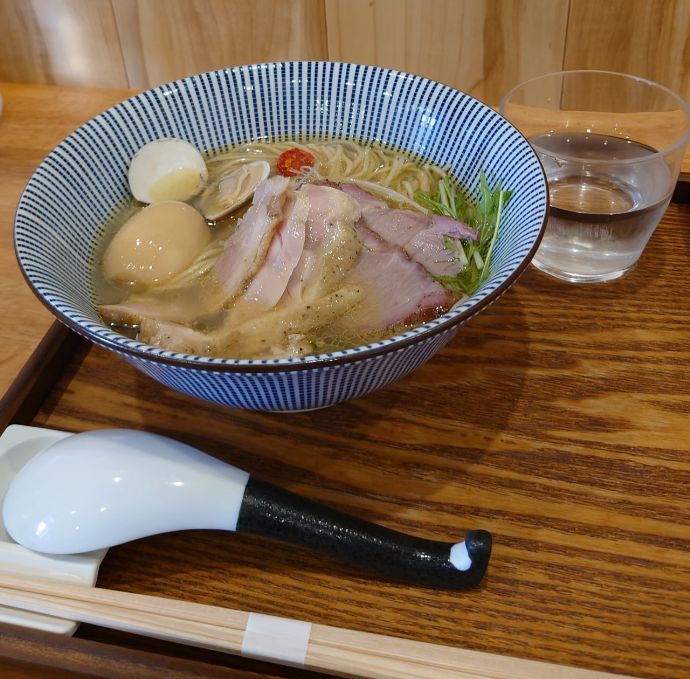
[416, 171, 512, 296]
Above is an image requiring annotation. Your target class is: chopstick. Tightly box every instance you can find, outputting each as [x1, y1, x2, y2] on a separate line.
[0, 573, 635, 679]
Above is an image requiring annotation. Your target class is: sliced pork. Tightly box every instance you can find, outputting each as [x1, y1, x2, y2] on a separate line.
[104, 172, 466, 360]
[239, 191, 309, 311]
[131, 184, 363, 357]
[99, 279, 223, 327]
[341, 183, 477, 278]
[339, 224, 454, 331]
[139, 285, 363, 358]
[213, 175, 290, 298]
[341, 183, 427, 248]
[406, 218, 473, 278]
[287, 184, 361, 302]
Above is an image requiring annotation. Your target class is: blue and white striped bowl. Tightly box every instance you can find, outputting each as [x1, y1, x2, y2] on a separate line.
[15, 62, 547, 411]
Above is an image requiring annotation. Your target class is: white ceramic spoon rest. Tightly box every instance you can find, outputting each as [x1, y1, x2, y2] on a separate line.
[2, 429, 491, 589]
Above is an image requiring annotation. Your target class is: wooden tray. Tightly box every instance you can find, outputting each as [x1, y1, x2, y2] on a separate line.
[1, 204, 690, 678]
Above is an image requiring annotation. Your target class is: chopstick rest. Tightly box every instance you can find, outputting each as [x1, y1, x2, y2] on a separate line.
[2, 429, 491, 589]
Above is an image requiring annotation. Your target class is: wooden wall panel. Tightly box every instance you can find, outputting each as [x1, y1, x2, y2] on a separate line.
[111, 0, 328, 89]
[324, 0, 570, 106]
[1, 0, 690, 107]
[564, 0, 690, 100]
[0, 0, 127, 87]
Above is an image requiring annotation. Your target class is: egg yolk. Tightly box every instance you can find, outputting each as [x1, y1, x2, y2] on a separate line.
[103, 201, 211, 287]
[149, 168, 205, 202]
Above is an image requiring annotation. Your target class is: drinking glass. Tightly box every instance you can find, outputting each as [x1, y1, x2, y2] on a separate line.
[499, 70, 690, 283]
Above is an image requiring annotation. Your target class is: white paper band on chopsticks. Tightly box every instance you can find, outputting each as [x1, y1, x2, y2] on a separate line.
[241, 612, 312, 666]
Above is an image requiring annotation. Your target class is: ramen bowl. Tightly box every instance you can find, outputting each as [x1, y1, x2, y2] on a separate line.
[15, 62, 547, 412]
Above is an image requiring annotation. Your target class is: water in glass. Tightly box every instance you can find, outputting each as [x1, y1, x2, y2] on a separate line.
[530, 132, 672, 282]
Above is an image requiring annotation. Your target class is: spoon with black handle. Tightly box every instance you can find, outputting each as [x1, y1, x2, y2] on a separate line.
[2, 429, 491, 589]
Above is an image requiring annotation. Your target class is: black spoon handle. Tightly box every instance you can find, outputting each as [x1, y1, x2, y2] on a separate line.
[236, 477, 491, 589]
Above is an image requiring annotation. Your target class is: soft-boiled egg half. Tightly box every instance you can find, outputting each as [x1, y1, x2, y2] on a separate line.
[103, 201, 211, 287]
[128, 139, 208, 203]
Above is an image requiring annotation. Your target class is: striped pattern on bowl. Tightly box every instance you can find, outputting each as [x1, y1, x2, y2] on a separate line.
[14, 62, 547, 411]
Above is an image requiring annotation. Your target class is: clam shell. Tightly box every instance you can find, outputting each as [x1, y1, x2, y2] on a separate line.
[199, 160, 270, 221]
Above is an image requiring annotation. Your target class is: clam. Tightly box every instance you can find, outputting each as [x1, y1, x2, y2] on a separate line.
[198, 160, 270, 221]
[128, 139, 208, 204]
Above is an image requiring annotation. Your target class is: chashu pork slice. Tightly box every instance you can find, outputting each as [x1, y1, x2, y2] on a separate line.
[406, 215, 477, 278]
[138, 184, 365, 358]
[336, 223, 454, 332]
[139, 285, 363, 358]
[286, 184, 362, 303]
[99, 288, 213, 328]
[235, 190, 309, 315]
[340, 183, 477, 278]
[213, 174, 291, 298]
[341, 183, 427, 249]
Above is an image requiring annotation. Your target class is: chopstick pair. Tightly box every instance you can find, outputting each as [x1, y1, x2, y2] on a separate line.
[0, 572, 635, 679]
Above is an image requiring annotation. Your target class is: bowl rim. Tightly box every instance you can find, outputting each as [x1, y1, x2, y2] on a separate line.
[14, 61, 549, 373]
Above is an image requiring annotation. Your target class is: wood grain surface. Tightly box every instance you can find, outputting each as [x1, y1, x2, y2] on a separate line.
[325, 0, 570, 106]
[1, 80, 689, 679]
[0, 622, 277, 679]
[111, 0, 328, 89]
[3, 0, 690, 109]
[0, 0, 128, 88]
[15, 203, 690, 679]
[564, 0, 690, 96]
[0, 83, 134, 400]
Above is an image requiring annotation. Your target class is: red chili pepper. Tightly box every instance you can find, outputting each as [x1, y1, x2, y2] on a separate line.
[276, 147, 316, 176]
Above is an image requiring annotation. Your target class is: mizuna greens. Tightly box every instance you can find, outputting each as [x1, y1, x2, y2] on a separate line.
[416, 172, 512, 296]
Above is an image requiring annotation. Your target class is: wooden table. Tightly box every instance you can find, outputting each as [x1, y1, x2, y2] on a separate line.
[1, 83, 689, 679]
[0, 83, 136, 399]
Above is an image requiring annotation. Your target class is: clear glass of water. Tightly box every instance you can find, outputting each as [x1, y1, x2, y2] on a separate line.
[499, 71, 690, 283]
